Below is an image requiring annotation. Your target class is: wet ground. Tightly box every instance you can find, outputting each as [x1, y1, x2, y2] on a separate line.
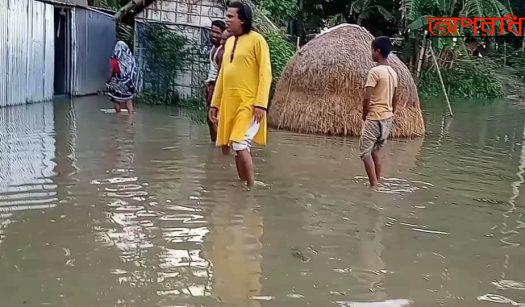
[0, 96, 524, 307]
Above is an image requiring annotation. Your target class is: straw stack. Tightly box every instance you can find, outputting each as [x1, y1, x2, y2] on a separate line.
[268, 24, 425, 138]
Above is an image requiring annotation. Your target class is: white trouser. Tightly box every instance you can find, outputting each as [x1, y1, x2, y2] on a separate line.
[232, 120, 260, 152]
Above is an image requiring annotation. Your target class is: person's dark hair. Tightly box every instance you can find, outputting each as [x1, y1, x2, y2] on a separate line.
[372, 36, 393, 58]
[228, 1, 253, 34]
[211, 19, 226, 31]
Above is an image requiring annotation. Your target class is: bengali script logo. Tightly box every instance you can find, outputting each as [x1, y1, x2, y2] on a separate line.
[426, 14, 525, 36]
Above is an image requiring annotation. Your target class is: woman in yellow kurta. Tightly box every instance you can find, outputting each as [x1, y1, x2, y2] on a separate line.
[209, 1, 272, 187]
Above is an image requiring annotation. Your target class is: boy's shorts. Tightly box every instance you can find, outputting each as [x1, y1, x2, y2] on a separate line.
[232, 120, 260, 152]
[359, 117, 394, 159]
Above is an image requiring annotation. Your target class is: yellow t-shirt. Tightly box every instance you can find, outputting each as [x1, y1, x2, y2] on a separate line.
[364, 65, 398, 120]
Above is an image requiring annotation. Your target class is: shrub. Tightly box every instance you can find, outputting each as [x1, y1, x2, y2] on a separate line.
[419, 59, 504, 98]
[139, 24, 191, 104]
[265, 31, 295, 82]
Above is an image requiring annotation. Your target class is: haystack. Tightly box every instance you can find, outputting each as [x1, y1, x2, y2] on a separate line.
[268, 24, 425, 138]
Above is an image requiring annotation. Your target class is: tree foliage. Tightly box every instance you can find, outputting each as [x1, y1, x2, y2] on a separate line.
[265, 31, 295, 81]
[139, 24, 192, 104]
[296, 0, 519, 35]
[419, 59, 504, 97]
[350, 0, 395, 25]
[88, 0, 127, 10]
[258, 0, 298, 24]
[404, 0, 512, 32]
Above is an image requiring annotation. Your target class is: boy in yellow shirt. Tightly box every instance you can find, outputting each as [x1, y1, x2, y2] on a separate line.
[360, 36, 398, 187]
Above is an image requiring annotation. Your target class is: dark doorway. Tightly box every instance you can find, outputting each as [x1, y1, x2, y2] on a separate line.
[54, 8, 71, 95]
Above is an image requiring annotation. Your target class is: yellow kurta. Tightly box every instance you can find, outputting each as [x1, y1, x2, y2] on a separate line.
[211, 31, 272, 146]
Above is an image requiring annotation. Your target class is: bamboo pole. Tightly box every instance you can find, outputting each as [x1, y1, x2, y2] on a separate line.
[429, 40, 453, 117]
[504, 41, 507, 66]
[415, 35, 427, 82]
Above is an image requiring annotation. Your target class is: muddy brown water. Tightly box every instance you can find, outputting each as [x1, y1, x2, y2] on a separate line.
[0, 96, 524, 306]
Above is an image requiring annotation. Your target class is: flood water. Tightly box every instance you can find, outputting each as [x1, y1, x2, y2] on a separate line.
[0, 96, 524, 307]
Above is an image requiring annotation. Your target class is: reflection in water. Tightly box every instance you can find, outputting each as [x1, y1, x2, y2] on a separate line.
[499, 121, 525, 247]
[92, 121, 153, 261]
[0, 96, 523, 306]
[337, 299, 412, 306]
[205, 183, 263, 306]
[0, 103, 57, 248]
[477, 122, 525, 306]
[87, 112, 220, 304]
[0, 103, 57, 213]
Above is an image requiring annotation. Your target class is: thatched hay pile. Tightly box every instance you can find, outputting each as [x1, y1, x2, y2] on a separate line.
[268, 24, 425, 138]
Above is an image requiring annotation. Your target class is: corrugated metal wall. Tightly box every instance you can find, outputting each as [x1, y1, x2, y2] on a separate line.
[0, 0, 54, 107]
[1, 1, 117, 105]
[0, 0, 8, 106]
[72, 8, 116, 96]
[44, 4, 55, 100]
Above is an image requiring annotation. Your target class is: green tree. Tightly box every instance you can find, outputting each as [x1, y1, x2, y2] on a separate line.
[140, 24, 191, 104]
[349, 0, 395, 25]
[265, 32, 295, 80]
[88, 0, 128, 10]
[258, 0, 299, 24]
[403, 0, 511, 32]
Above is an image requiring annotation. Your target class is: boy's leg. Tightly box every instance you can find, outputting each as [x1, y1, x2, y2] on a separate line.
[205, 86, 217, 142]
[359, 120, 380, 187]
[371, 148, 382, 182]
[372, 118, 394, 183]
[363, 155, 378, 187]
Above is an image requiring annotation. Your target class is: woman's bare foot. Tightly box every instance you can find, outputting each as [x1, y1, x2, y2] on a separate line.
[126, 100, 134, 114]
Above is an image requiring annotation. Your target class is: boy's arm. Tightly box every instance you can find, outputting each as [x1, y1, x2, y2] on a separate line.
[362, 87, 373, 121]
[392, 71, 399, 114]
[392, 86, 399, 114]
[363, 69, 377, 121]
